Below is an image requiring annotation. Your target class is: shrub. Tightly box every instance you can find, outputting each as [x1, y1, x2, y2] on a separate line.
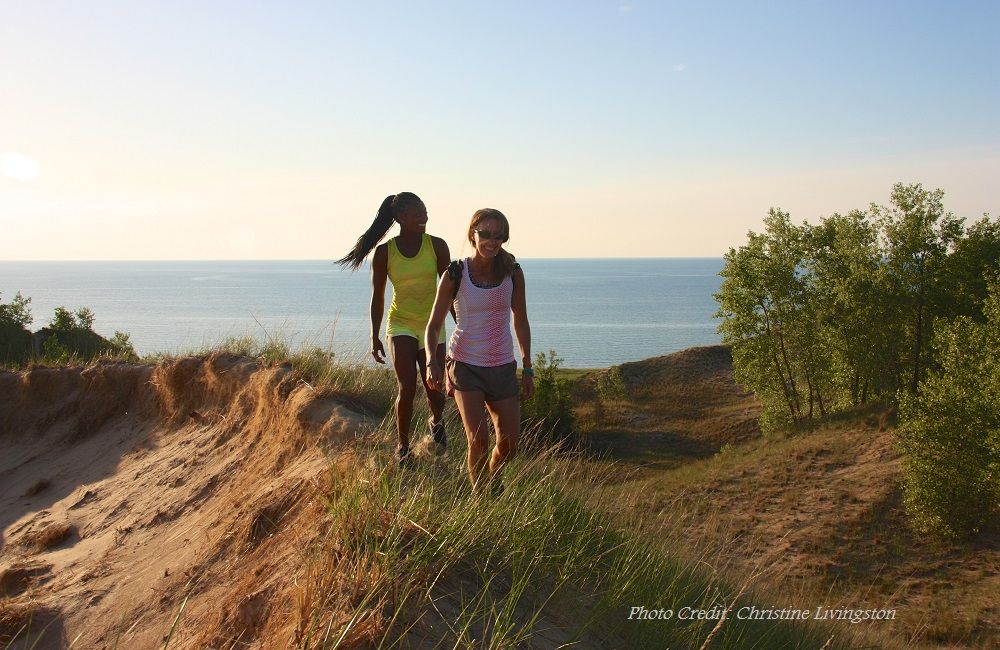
[105, 331, 139, 361]
[41, 334, 79, 364]
[521, 350, 577, 449]
[898, 281, 1000, 538]
[596, 366, 626, 402]
[0, 291, 32, 329]
[22, 303, 139, 365]
[0, 292, 33, 365]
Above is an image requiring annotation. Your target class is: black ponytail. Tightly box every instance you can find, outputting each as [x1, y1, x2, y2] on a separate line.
[336, 192, 423, 270]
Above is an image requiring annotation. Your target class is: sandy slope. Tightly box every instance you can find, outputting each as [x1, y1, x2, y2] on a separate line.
[1, 354, 364, 649]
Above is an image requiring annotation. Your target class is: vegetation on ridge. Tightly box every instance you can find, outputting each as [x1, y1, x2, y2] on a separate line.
[715, 183, 999, 429]
[0, 291, 137, 367]
[715, 182, 1000, 538]
[898, 280, 1000, 539]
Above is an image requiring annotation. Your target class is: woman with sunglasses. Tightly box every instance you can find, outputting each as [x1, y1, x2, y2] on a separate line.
[425, 208, 534, 490]
[336, 192, 450, 466]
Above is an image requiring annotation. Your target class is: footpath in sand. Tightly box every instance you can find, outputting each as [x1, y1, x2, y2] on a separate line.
[0, 354, 364, 648]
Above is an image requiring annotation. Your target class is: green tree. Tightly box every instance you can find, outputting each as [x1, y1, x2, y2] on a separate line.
[45, 305, 123, 362]
[807, 210, 899, 406]
[0, 291, 34, 365]
[716, 209, 823, 430]
[50, 306, 78, 331]
[897, 280, 1000, 539]
[50, 306, 97, 331]
[941, 215, 1000, 321]
[0, 291, 33, 328]
[107, 331, 139, 360]
[717, 182, 993, 440]
[876, 183, 965, 393]
[75, 307, 96, 330]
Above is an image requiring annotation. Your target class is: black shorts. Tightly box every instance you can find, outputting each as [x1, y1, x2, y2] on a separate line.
[446, 359, 518, 403]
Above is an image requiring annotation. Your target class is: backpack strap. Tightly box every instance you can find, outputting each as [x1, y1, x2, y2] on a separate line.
[448, 260, 463, 298]
[446, 260, 463, 323]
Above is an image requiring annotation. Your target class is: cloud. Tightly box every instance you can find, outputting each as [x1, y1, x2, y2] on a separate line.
[673, 64, 686, 73]
[1, 151, 41, 182]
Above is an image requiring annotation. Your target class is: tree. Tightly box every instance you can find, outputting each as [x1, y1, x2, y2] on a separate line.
[716, 210, 818, 430]
[50, 306, 78, 331]
[876, 183, 965, 393]
[76, 307, 96, 330]
[0, 291, 33, 328]
[0, 291, 34, 365]
[897, 279, 1000, 538]
[50, 306, 96, 331]
[941, 215, 1000, 321]
[44, 305, 115, 362]
[717, 180, 995, 478]
[807, 211, 899, 405]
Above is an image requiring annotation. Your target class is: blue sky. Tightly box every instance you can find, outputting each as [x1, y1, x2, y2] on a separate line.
[1, 1, 997, 259]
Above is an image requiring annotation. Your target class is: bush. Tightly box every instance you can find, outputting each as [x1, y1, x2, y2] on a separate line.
[596, 366, 626, 402]
[521, 350, 577, 449]
[0, 291, 32, 329]
[0, 291, 34, 365]
[106, 331, 139, 361]
[898, 281, 1000, 538]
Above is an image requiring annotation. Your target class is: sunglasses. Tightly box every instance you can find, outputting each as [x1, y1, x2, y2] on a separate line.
[474, 228, 507, 242]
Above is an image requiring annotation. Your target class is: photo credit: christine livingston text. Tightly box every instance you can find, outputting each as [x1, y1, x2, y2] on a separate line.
[627, 604, 897, 625]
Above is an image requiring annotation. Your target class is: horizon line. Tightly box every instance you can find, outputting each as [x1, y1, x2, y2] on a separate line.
[0, 256, 727, 263]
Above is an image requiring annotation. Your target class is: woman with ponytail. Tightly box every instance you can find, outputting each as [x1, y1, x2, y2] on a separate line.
[424, 209, 533, 491]
[336, 192, 450, 466]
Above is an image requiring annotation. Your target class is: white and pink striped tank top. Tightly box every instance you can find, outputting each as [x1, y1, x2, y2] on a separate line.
[448, 259, 515, 367]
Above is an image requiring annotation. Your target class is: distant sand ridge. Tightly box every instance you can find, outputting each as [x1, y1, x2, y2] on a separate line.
[0, 354, 364, 648]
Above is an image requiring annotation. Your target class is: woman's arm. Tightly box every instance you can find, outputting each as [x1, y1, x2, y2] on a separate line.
[432, 236, 451, 277]
[432, 237, 457, 322]
[369, 244, 389, 364]
[511, 266, 534, 400]
[424, 273, 455, 391]
[424, 272, 456, 391]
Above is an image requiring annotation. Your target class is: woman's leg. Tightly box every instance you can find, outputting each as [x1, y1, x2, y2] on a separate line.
[417, 342, 447, 428]
[390, 336, 420, 456]
[453, 389, 490, 488]
[485, 396, 520, 479]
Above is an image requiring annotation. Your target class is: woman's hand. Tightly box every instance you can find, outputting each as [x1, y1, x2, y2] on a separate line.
[371, 338, 386, 364]
[427, 358, 444, 391]
[520, 373, 535, 401]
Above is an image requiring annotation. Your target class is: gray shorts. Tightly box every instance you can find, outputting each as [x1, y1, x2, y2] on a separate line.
[446, 359, 518, 403]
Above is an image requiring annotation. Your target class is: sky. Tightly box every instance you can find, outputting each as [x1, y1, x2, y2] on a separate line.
[1, 1, 998, 260]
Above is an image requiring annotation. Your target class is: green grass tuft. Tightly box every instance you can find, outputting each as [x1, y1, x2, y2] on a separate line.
[304, 427, 842, 649]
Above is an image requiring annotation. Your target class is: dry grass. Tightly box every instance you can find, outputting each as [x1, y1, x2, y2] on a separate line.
[19, 523, 75, 553]
[574, 345, 760, 472]
[5, 342, 993, 648]
[573, 346, 1000, 649]
[0, 598, 54, 648]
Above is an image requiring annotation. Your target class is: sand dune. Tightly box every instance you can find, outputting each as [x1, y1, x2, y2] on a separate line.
[1, 354, 364, 648]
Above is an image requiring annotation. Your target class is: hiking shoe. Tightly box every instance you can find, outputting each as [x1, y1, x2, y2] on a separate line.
[429, 417, 447, 449]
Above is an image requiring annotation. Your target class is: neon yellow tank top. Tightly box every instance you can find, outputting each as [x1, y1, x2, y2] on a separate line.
[386, 234, 445, 348]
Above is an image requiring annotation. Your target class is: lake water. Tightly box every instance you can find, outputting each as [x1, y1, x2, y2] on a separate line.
[0, 259, 723, 368]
